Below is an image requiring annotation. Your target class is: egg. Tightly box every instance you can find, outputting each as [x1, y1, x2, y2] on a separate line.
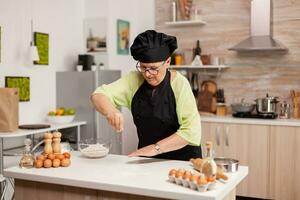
[52, 159, 61, 168]
[206, 175, 216, 182]
[175, 170, 184, 178]
[35, 160, 43, 168]
[63, 152, 71, 159]
[43, 159, 52, 168]
[190, 174, 200, 183]
[36, 154, 45, 161]
[197, 175, 208, 186]
[55, 154, 65, 161]
[47, 153, 56, 160]
[61, 158, 71, 167]
[182, 171, 192, 180]
[168, 169, 177, 176]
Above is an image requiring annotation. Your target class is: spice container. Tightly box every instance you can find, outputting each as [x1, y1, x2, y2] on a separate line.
[216, 103, 226, 116]
[175, 53, 183, 65]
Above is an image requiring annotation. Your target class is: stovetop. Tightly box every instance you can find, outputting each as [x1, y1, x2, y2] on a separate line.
[232, 112, 278, 119]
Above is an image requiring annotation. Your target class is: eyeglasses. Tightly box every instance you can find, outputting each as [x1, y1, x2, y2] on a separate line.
[136, 61, 166, 75]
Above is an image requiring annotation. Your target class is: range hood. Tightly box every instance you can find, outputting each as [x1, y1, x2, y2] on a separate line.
[229, 0, 288, 51]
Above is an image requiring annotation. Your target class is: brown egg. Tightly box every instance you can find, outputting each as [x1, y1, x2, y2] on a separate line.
[63, 152, 71, 159]
[52, 159, 61, 168]
[61, 158, 71, 167]
[182, 171, 192, 180]
[175, 170, 184, 178]
[36, 154, 45, 161]
[197, 175, 208, 186]
[190, 174, 200, 183]
[207, 176, 216, 182]
[55, 154, 65, 161]
[35, 160, 43, 168]
[168, 169, 177, 176]
[43, 159, 52, 168]
[47, 153, 56, 160]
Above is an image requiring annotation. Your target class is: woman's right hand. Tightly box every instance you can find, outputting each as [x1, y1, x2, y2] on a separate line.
[105, 110, 124, 133]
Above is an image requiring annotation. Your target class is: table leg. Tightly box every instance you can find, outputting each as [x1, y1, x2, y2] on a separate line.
[77, 126, 81, 150]
[0, 138, 4, 194]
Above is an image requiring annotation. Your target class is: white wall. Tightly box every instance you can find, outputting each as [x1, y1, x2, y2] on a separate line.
[0, 0, 85, 125]
[84, 0, 155, 154]
[0, 0, 85, 151]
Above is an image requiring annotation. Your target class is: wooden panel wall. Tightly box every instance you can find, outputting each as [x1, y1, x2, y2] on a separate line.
[155, 0, 300, 106]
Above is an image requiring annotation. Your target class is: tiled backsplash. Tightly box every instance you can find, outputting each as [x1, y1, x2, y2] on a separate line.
[155, 0, 300, 105]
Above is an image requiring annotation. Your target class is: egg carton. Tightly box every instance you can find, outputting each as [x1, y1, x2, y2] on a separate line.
[168, 175, 217, 192]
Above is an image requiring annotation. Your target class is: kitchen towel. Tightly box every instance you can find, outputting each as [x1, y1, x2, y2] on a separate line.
[0, 88, 19, 132]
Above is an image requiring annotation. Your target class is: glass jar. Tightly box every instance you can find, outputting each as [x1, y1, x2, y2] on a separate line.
[19, 139, 35, 169]
[190, 4, 201, 21]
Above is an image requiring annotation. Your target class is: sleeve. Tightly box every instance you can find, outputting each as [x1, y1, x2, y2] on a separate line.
[93, 71, 141, 109]
[174, 76, 201, 146]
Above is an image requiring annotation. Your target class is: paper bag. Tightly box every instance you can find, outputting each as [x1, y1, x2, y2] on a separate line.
[0, 88, 19, 132]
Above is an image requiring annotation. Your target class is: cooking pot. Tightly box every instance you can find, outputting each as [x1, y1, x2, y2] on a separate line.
[255, 94, 279, 114]
[231, 99, 255, 113]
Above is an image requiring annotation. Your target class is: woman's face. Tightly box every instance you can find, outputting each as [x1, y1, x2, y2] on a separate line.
[138, 58, 171, 87]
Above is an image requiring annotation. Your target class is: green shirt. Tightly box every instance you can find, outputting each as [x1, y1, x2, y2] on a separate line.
[93, 71, 201, 146]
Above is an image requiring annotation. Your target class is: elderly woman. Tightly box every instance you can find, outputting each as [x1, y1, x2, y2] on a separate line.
[91, 30, 201, 161]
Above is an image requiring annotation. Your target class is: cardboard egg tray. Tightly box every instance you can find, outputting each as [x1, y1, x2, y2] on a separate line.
[168, 175, 216, 192]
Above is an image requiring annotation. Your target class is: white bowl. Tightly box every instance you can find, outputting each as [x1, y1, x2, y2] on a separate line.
[47, 115, 75, 124]
[79, 139, 111, 158]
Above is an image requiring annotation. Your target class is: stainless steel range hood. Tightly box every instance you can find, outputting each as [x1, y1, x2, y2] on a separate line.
[229, 0, 288, 52]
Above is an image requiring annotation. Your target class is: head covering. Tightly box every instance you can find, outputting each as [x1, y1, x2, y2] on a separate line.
[130, 30, 177, 63]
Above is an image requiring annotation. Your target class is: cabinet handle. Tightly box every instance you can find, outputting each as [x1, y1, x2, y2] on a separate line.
[216, 126, 221, 146]
[225, 126, 229, 146]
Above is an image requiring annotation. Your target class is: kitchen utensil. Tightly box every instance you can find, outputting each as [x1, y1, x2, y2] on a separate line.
[201, 80, 217, 94]
[191, 73, 199, 97]
[255, 93, 279, 114]
[197, 80, 217, 113]
[214, 157, 239, 173]
[19, 124, 51, 129]
[279, 101, 291, 119]
[231, 99, 255, 113]
[216, 88, 225, 103]
[47, 115, 75, 124]
[79, 138, 111, 158]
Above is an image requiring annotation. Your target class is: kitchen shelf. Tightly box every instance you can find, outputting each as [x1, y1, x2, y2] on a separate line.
[165, 20, 207, 26]
[169, 65, 229, 70]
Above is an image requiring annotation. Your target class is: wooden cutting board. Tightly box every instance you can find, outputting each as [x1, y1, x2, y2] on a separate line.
[197, 90, 216, 113]
[197, 80, 217, 113]
[19, 124, 51, 129]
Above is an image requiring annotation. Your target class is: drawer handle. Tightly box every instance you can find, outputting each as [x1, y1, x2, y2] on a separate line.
[216, 126, 221, 146]
[225, 127, 229, 146]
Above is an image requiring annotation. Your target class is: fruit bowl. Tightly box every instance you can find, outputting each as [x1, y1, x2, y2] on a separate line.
[47, 115, 75, 124]
[79, 139, 111, 158]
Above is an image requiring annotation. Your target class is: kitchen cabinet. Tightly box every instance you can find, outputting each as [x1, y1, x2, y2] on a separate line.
[201, 122, 270, 199]
[269, 126, 300, 200]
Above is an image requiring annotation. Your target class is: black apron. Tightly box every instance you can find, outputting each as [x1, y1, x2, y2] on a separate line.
[131, 71, 202, 161]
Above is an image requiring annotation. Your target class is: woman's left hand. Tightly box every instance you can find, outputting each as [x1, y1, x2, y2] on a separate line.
[128, 144, 158, 157]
